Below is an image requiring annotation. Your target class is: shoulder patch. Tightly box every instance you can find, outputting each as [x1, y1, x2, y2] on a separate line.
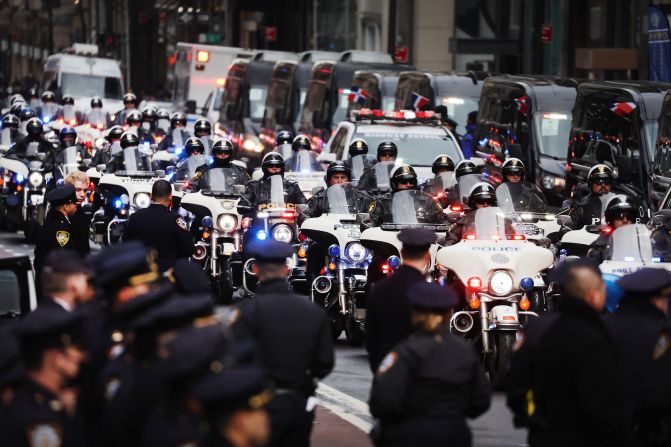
[368, 201, 377, 213]
[376, 351, 398, 376]
[176, 217, 188, 231]
[55, 231, 70, 247]
[27, 423, 62, 447]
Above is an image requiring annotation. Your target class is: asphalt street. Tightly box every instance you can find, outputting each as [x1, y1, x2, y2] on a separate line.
[4, 230, 528, 446]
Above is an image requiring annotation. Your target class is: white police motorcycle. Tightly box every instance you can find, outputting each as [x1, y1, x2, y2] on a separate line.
[495, 183, 558, 244]
[300, 183, 371, 345]
[436, 206, 554, 389]
[556, 193, 617, 257]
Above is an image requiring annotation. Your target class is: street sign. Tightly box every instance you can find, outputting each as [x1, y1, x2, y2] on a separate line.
[265, 27, 277, 42]
[540, 24, 553, 43]
[394, 46, 409, 63]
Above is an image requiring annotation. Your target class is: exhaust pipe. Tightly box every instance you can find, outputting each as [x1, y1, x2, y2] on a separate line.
[450, 311, 474, 333]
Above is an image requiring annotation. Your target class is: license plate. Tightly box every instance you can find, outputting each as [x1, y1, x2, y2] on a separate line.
[514, 223, 542, 235]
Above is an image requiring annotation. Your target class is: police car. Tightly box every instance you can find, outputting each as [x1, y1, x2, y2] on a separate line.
[319, 108, 467, 184]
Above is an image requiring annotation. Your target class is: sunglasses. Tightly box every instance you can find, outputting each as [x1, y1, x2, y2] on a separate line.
[593, 178, 612, 185]
[614, 213, 633, 221]
[398, 180, 415, 185]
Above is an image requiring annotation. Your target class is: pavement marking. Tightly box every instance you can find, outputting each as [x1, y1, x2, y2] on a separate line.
[316, 383, 373, 433]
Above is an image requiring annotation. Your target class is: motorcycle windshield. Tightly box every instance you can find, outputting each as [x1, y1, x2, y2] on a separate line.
[473, 207, 508, 240]
[62, 146, 79, 176]
[269, 175, 285, 205]
[28, 160, 43, 170]
[608, 224, 653, 262]
[327, 182, 356, 214]
[122, 147, 152, 173]
[391, 190, 420, 224]
[26, 142, 40, 158]
[351, 155, 375, 182]
[201, 168, 243, 193]
[109, 141, 122, 156]
[598, 193, 618, 225]
[1, 128, 12, 146]
[275, 143, 292, 159]
[435, 172, 457, 191]
[62, 105, 76, 122]
[375, 161, 395, 191]
[87, 109, 106, 126]
[175, 155, 209, 181]
[458, 174, 480, 203]
[172, 128, 184, 148]
[201, 137, 212, 156]
[288, 150, 322, 172]
[157, 119, 170, 132]
[41, 103, 60, 120]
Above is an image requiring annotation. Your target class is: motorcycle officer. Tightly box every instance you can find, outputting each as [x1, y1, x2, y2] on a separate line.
[450, 160, 480, 205]
[36, 90, 60, 122]
[7, 117, 51, 159]
[193, 118, 215, 155]
[586, 195, 639, 264]
[565, 164, 615, 229]
[18, 105, 37, 135]
[44, 126, 86, 184]
[243, 152, 306, 209]
[285, 134, 323, 172]
[498, 158, 548, 213]
[345, 138, 376, 184]
[141, 106, 159, 137]
[156, 112, 190, 152]
[106, 131, 151, 173]
[274, 130, 293, 158]
[114, 92, 138, 125]
[192, 138, 249, 188]
[85, 96, 112, 129]
[1, 113, 20, 146]
[357, 141, 398, 194]
[420, 154, 456, 200]
[155, 109, 171, 133]
[370, 164, 445, 226]
[56, 95, 82, 125]
[92, 125, 124, 167]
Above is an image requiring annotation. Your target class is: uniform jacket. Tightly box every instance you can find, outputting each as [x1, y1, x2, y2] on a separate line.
[370, 190, 446, 227]
[567, 193, 607, 230]
[34, 208, 78, 276]
[301, 186, 375, 222]
[156, 129, 191, 152]
[243, 177, 307, 209]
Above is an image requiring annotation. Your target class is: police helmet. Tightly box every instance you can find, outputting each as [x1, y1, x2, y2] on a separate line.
[170, 112, 187, 128]
[142, 107, 157, 122]
[2, 114, 19, 130]
[261, 152, 285, 177]
[156, 109, 169, 120]
[292, 134, 311, 151]
[390, 164, 418, 191]
[194, 119, 211, 136]
[349, 139, 368, 157]
[467, 182, 497, 208]
[90, 97, 103, 109]
[120, 131, 139, 149]
[123, 93, 137, 105]
[184, 137, 205, 156]
[41, 91, 56, 103]
[587, 164, 614, 186]
[107, 125, 124, 142]
[212, 139, 234, 157]
[59, 127, 77, 145]
[25, 117, 43, 137]
[502, 158, 525, 180]
[455, 160, 478, 179]
[10, 101, 25, 117]
[325, 161, 351, 184]
[276, 130, 292, 146]
[604, 195, 638, 226]
[19, 107, 37, 122]
[126, 110, 143, 126]
[377, 141, 398, 160]
[432, 154, 455, 174]
[62, 96, 75, 106]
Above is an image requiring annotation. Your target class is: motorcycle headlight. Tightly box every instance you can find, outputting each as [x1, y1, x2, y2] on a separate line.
[28, 171, 43, 187]
[217, 213, 238, 232]
[272, 224, 293, 243]
[345, 242, 368, 263]
[490, 270, 514, 296]
[134, 192, 151, 209]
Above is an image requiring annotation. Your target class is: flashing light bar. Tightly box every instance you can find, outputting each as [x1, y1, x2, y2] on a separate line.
[351, 108, 438, 122]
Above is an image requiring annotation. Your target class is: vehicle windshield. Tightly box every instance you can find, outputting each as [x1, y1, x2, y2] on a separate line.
[607, 224, 654, 262]
[327, 182, 357, 214]
[533, 112, 572, 159]
[61, 73, 123, 100]
[249, 84, 268, 121]
[438, 96, 480, 135]
[201, 167, 245, 193]
[471, 207, 508, 239]
[174, 155, 209, 182]
[355, 128, 461, 166]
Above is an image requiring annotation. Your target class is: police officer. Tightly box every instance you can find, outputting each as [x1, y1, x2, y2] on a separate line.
[141, 106, 160, 140]
[587, 195, 638, 264]
[369, 282, 491, 447]
[274, 130, 293, 158]
[125, 109, 148, 140]
[86, 96, 112, 128]
[1, 308, 86, 447]
[39, 249, 93, 313]
[36, 90, 60, 121]
[18, 105, 37, 134]
[566, 163, 615, 229]
[155, 109, 171, 133]
[232, 239, 334, 447]
[47, 126, 87, 183]
[285, 134, 322, 172]
[344, 138, 375, 184]
[357, 141, 398, 193]
[106, 131, 151, 173]
[57, 95, 83, 125]
[194, 118, 214, 154]
[114, 92, 138, 125]
[7, 117, 51, 159]
[173, 137, 206, 182]
[460, 111, 478, 159]
[370, 164, 445, 226]
[365, 228, 437, 372]
[243, 152, 307, 208]
[192, 138, 249, 188]
[0, 113, 19, 145]
[157, 112, 190, 152]
[124, 179, 194, 272]
[498, 158, 547, 213]
[420, 154, 456, 198]
[92, 125, 124, 167]
[64, 171, 93, 257]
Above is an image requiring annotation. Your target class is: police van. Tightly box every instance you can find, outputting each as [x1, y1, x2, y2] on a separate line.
[41, 43, 125, 115]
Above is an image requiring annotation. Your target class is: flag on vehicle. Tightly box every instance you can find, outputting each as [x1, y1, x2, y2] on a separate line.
[410, 92, 430, 111]
[609, 102, 637, 116]
[348, 86, 369, 105]
[515, 95, 530, 114]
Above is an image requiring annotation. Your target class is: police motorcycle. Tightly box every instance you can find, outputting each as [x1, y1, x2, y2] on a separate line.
[91, 146, 164, 245]
[300, 183, 372, 345]
[435, 206, 554, 389]
[152, 127, 189, 170]
[180, 167, 248, 303]
[555, 192, 617, 257]
[284, 150, 326, 199]
[495, 183, 558, 244]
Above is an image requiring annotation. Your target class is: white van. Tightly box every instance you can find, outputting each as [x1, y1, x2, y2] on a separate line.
[41, 44, 125, 115]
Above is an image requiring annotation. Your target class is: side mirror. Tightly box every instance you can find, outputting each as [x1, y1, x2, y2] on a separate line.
[97, 164, 106, 172]
[185, 100, 197, 114]
[561, 199, 573, 209]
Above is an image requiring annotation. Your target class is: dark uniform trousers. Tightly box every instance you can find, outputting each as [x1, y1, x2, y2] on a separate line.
[369, 328, 491, 447]
[123, 203, 194, 272]
[233, 279, 335, 447]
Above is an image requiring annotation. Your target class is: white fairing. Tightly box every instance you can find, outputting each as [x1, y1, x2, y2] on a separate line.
[600, 224, 671, 276]
[0, 157, 29, 178]
[560, 229, 599, 246]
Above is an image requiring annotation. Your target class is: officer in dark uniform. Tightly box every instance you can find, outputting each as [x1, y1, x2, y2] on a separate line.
[63, 171, 93, 257]
[191, 138, 250, 190]
[357, 141, 398, 194]
[193, 118, 215, 154]
[369, 281, 491, 447]
[603, 268, 670, 441]
[497, 158, 547, 213]
[7, 117, 52, 159]
[92, 125, 124, 167]
[243, 152, 307, 208]
[587, 195, 638, 263]
[114, 92, 138, 126]
[365, 228, 436, 372]
[233, 239, 334, 447]
[124, 179, 194, 272]
[156, 113, 190, 152]
[34, 184, 81, 290]
[420, 154, 456, 199]
[106, 131, 152, 173]
[284, 134, 323, 172]
[344, 138, 376, 184]
[0, 326, 24, 409]
[39, 249, 92, 313]
[1, 308, 87, 447]
[566, 163, 615, 229]
[0, 113, 20, 145]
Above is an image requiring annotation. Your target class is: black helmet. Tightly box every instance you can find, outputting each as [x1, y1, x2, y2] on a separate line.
[184, 137, 205, 156]
[349, 139, 368, 157]
[502, 158, 525, 180]
[10, 101, 25, 117]
[212, 139, 234, 157]
[432, 154, 455, 174]
[604, 195, 638, 226]
[292, 134, 311, 151]
[142, 107, 157, 122]
[455, 160, 478, 179]
[19, 107, 37, 122]
[123, 92, 137, 105]
[62, 95, 75, 106]
[120, 131, 139, 149]
[276, 130, 292, 146]
[587, 164, 614, 186]
[325, 161, 351, 184]
[156, 109, 169, 120]
[41, 91, 56, 102]
[107, 125, 124, 142]
[194, 119, 211, 136]
[9, 94, 24, 106]
[377, 141, 397, 160]
[126, 110, 143, 126]
[25, 117, 43, 137]
[2, 114, 19, 130]
[261, 152, 285, 178]
[59, 127, 77, 145]
[90, 96, 103, 109]
[390, 164, 418, 191]
[170, 112, 186, 128]
[467, 182, 497, 208]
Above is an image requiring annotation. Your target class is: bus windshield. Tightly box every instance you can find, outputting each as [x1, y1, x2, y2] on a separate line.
[61, 73, 123, 100]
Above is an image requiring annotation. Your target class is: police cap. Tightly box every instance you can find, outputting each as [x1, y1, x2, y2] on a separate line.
[191, 364, 273, 414]
[408, 282, 458, 312]
[246, 239, 293, 264]
[397, 227, 437, 249]
[617, 268, 671, 299]
[46, 184, 77, 207]
[14, 307, 85, 353]
[93, 241, 160, 293]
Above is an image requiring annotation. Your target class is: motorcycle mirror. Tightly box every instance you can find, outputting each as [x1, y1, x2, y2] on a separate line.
[357, 212, 371, 222]
[96, 163, 106, 172]
[561, 199, 573, 210]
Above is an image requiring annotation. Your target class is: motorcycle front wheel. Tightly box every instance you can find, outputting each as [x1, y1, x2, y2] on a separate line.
[488, 331, 515, 391]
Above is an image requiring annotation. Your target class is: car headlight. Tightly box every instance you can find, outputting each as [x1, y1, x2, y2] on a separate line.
[28, 171, 43, 187]
[217, 213, 238, 232]
[542, 174, 566, 190]
[345, 242, 368, 263]
[134, 192, 151, 209]
[272, 224, 293, 243]
[490, 270, 514, 296]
